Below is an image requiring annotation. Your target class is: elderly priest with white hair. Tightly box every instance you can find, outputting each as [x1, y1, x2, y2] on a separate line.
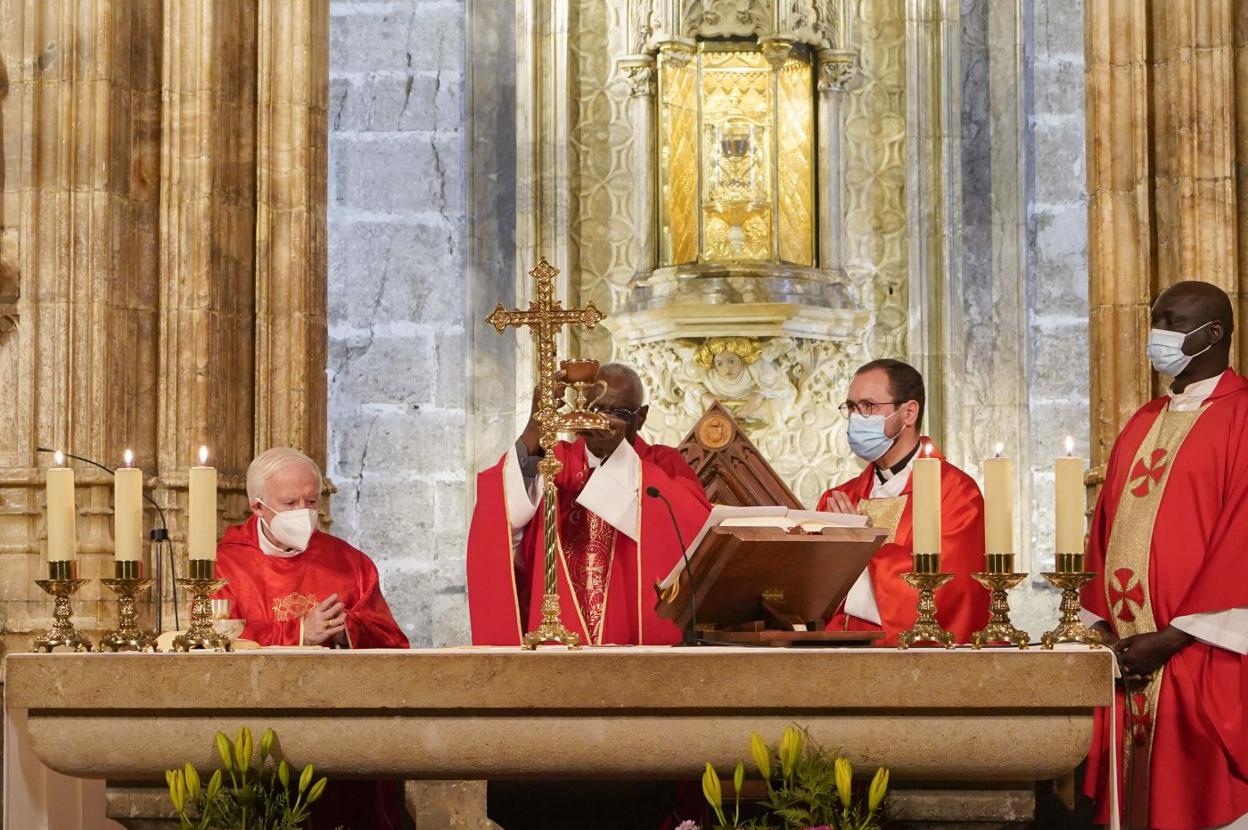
[214, 447, 408, 649]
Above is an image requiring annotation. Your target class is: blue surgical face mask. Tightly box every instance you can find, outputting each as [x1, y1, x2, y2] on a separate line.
[847, 410, 902, 463]
[1147, 321, 1213, 377]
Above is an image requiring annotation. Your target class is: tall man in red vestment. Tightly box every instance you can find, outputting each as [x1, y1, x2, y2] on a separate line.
[816, 359, 988, 644]
[467, 363, 711, 646]
[215, 447, 408, 830]
[1080, 282, 1248, 830]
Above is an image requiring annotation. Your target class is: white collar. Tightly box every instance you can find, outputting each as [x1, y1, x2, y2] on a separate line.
[586, 446, 603, 469]
[256, 520, 302, 558]
[1168, 370, 1227, 411]
[871, 453, 917, 499]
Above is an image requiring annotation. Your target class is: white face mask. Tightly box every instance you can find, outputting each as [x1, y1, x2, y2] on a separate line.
[257, 500, 317, 552]
[1147, 321, 1213, 377]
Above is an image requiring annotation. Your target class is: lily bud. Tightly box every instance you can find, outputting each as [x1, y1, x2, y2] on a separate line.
[259, 728, 276, 762]
[779, 726, 803, 779]
[278, 760, 291, 789]
[701, 762, 722, 808]
[749, 732, 771, 780]
[733, 761, 745, 797]
[215, 733, 234, 771]
[169, 769, 186, 813]
[307, 777, 329, 804]
[206, 769, 223, 801]
[834, 757, 852, 808]
[299, 763, 315, 794]
[235, 727, 253, 770]
[868, 766, 890, 813]
[183, 763, 201, 801]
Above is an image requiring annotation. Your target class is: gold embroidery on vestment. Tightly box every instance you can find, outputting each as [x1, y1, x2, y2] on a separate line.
[1102, 407, 1207, 828]
[858, 496, 907, 545]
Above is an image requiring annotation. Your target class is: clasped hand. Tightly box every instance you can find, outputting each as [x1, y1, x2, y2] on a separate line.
[1107, 625, 1193, 683]
[302, 593, 348, 647]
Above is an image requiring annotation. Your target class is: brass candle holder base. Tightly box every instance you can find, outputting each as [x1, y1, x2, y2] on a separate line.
[32, 577, 94, 653]
[521, 593, 582, 650]
[970, 572, 1031, 649]
[898, 572, 956, 649]
[99, 577, 158, 652]
[1040, 571, 1102, 649]
[171, 575, 233, 652]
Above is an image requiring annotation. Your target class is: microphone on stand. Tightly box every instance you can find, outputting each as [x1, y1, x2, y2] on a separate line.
[646, 485, 704, 647]
[36, 447, 177, 630]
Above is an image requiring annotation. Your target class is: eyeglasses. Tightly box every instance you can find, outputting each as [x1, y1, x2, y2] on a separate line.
[590, 404, 643, 421]
[837, 399, 904, 419]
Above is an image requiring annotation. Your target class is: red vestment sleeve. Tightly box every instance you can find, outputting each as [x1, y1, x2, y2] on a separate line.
[930, 466, 989, 643]
[631, 453, 712, 644]
[465, 454, 526, 645]
[343, 555, 410, 649]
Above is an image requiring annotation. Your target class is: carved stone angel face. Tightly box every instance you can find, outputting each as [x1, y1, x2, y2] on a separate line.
[713, 350, 746, 381]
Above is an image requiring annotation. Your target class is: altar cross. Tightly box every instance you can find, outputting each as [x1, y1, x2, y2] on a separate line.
[485, 256, 605, 648]
[486, 257, 605, 456]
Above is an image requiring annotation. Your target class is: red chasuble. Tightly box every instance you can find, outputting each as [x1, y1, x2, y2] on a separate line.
[1081, 371, 1248, 830]
[215, 515, 409, 649]
[815, 444, 989, 645]
[466, 436, 711, 646]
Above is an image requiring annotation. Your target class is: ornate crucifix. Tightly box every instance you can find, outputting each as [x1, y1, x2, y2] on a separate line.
[486, 257, 608, 648]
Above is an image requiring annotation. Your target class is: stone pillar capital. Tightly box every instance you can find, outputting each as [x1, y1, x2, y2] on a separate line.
[618, 54, 657, 97]
[817, 49, 859, 92]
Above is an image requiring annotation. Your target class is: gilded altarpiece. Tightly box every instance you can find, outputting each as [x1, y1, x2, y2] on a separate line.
[517, 0, 910, 504]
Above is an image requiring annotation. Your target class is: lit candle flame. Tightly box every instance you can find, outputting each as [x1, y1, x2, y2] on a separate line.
[54, 450, 65, 466]
[1065, 435, 1075, 456]
[198, 445, 209, 465]
[924, 442, 934, 458]
[123, 448, 134, 467]
[994, 442, 1004, 458]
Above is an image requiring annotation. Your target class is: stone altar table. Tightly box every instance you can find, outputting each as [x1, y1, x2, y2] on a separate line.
[4, 647, 1112, 827]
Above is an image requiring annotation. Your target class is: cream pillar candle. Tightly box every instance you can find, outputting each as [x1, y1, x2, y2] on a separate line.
[911, 445, 942, 556]
[46, 451, 77, 562]
[114, 449, 143, 562]
[188, 445, 218, 560]
[983, 445, 1014, 555]
[1055, 436, 1086, 555]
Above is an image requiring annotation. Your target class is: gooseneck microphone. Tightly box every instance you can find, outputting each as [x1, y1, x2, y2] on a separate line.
[35, 447, 178, 630]
[646, 484, 703, 647]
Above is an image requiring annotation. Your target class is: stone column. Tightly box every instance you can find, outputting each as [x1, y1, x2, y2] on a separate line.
[620, 55, 657, 277]
[1085, 0, 1248, 473]
[0, 0, 163, 634]
[157, 0, 258, 488]
[816, 51, 855, 274]
[1085, 0, 1152, 471]
[253, 0, 329, 467]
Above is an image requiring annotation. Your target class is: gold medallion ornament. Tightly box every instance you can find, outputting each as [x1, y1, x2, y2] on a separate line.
[487, 258, 611, 649]
[696, 412, 735, 449]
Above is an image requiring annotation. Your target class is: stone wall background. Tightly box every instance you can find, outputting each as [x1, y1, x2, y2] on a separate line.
[327, 0, 470, 647]
[1018, 0, 1089, 630]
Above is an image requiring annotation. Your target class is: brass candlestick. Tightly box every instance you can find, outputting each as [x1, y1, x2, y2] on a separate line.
[970, 572, 1031, 649]
[100, 561, 158, 652]
[1040, 570, 1101, 649]
[171, 559, 232, 652]
[898, 555, 955, 649]
[33, 561, 93, 653]
[488, 258, 610, 650]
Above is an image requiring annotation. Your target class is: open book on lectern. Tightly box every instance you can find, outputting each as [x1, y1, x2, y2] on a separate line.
[657, 505, 869, 591]
[653, 504, 888, 638]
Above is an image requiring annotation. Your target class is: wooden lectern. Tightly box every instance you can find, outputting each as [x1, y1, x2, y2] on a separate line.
[677, 402, 803, 508]
[655, 524, 891, 646]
